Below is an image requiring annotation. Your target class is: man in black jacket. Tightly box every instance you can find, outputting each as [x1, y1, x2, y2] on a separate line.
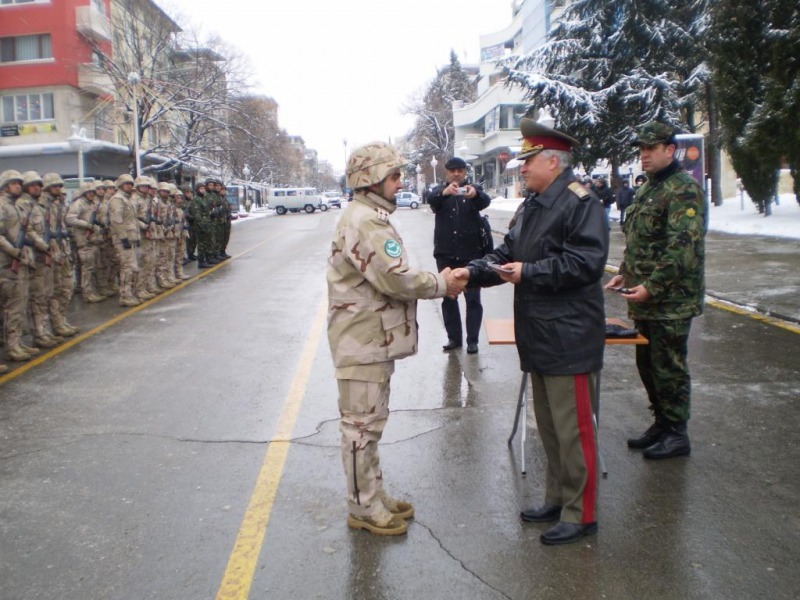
[616, 179, 635, 228]
[428, 156, 492, 354]
[453, 119, 609, 545]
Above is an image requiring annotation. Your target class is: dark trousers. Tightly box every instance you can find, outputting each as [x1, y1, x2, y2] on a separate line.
[634, 318, 693, 424]
[441, 288, 483, 344]
[436, 257, 483, 344]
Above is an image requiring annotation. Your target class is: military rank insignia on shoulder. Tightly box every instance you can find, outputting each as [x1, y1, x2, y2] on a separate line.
[568, 182, 590, 199]
[375, 208, 390, 222]
[384, 239, 402, 258]
[686, 208, 697, 218]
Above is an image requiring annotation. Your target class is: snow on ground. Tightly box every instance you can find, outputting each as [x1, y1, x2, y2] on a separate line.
[489, 193, 800, 240]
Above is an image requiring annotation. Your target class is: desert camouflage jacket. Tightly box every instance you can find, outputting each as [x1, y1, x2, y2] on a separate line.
[620, 160, 707, 320]
[327, 190, 447, 371]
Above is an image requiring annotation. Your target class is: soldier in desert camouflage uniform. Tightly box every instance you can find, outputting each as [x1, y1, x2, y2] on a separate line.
[607, 121, 707, 460]
[327, 142, 463, 536]
[42, 174, 79, 337]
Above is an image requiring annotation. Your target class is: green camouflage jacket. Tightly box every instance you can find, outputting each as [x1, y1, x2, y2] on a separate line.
[620, 160, 706, 320]
[327, 190, 447, 373]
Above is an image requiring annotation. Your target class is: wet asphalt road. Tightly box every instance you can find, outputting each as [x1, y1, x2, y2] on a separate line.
[1, 207, 799, 600]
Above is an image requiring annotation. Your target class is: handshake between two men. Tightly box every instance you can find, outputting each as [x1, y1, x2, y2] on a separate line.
[439, 262, 524, 299]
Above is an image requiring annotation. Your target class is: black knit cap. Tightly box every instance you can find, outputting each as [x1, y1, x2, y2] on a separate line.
[444, 156, 468, 170]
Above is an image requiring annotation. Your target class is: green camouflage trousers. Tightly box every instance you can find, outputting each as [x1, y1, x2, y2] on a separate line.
[634, 318, 693, 424]
[337, 377, 392, 521]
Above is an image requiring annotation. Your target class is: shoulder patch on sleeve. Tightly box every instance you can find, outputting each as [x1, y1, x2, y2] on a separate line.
[568, 181, 590, 199]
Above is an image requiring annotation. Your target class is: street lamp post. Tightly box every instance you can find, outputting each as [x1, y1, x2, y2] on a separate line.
[66, 125, 92, 184]
[343, 139, 348, 193]
[242, 164, 251, 210]
[128, 72, 142, 177]
[415, 164, 422, 196]
[430, 156, 438, 187]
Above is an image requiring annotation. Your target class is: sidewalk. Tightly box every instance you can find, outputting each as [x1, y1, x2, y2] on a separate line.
[483, 203, 800, 324]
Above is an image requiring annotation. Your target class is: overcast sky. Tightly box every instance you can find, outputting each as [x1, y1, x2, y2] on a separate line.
[160, 0, 514, 173]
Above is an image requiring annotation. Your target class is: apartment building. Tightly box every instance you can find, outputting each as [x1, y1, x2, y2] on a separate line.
[452, 0, 568, 197]
[0, 0, 205, 183]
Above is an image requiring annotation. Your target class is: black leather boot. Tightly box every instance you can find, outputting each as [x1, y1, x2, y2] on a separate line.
[643, 422, 691, 459]
[520, 503, 561, 523]
[627, 419, 666, 449]
[206, 255, 220, 265]
[198, 255, 211, 269]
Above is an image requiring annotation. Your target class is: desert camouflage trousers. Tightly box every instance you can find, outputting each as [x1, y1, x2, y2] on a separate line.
[76, 244, 98, 299]
[28, 259, 54, 340]
[49, 250, 74, 330]
[634, 318, 693, 424]
[338, 375, 393, 520]
[114, 242, 140, 303]
[0, 265, 28, 351]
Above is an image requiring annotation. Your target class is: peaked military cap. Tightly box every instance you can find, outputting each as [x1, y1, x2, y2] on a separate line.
[631, 121, 678, 147]
[517, 118, 580, 160]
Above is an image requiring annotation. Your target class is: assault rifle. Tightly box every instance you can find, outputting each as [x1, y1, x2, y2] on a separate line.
[10, 203, 34, 274]
[42, 203, 52, 267]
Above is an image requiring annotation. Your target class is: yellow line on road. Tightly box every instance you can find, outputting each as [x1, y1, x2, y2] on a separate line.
[0, 233, 280, 387]
[215, 298, 328, 600]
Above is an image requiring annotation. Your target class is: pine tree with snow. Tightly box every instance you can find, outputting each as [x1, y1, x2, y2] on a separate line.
[710, 0, 783, 214]
[503, 0, 710, 186]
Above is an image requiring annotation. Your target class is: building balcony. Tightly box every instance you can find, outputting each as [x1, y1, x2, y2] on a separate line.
[76, 5, 111, 43]
[77, 63, 114, 96]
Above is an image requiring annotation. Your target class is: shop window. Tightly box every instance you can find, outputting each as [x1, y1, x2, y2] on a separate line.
[1, 92, 54, 123]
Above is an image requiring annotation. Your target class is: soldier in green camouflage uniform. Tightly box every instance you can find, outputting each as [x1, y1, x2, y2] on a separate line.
[191, 181, 214, 268]
[205, 177, 223, 261]
[607, 122, 707, 460]
[218, 183, 232, 259]
[327, 142, 463, 536]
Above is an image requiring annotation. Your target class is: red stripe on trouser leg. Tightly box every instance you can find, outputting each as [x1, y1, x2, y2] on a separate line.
[574, 373, 597, 523]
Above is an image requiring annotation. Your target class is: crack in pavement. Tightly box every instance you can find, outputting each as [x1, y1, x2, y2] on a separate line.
[414, 518, 514, 600]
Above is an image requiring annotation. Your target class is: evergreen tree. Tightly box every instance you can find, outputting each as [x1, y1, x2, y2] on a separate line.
[766, 0, 800, 205]
[503, 0, 710, 188]
[710, 0, 783, 213]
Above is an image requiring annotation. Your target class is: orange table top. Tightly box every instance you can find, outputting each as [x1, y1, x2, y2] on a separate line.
[485, 317, 648, 346]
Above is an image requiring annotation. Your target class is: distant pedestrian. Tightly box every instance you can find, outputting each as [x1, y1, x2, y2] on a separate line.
[592, 177, 614, 230]
[606, 121, 707, 460]
[428, 156, 492, 354]
[616, 179, 635, 228]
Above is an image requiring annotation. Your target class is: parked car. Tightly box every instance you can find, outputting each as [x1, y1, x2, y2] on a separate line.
[322, 191, 343, 208]
[396, 191, 420, 209]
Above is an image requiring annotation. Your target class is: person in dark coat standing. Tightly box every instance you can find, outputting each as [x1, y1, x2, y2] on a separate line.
[428, 156, 492, 354]
[616, 179, 635, 228]
[592, 177, 614, 230]
[453, 118, 609, 545]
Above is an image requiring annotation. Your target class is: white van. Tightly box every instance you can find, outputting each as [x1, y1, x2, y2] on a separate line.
[268, 187, 329, 215]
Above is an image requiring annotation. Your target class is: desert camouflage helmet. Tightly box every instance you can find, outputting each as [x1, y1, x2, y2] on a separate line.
[134, 175, 150, 188]
[43, 173, 65, 189]
[115, 174, 135, 187]
[21, 171, 44, 187]
[76, 181, 96, 198]
[158, 182, 172, 192]
[103, 179, 115, 188]
[92, 180, 107, 192]
[0, 169, 24, 189]
[346, 142, 406, 190]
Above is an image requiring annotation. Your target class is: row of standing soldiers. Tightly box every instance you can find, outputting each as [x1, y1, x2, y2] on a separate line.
[0, 170, 232, 373]
[185, 177, 232, 269]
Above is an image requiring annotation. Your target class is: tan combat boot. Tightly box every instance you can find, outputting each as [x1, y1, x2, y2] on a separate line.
[34, 336, 59, 349]
[0, 363, 8, 374]
[379, 491, 415, 520]
[120, 296, 142, 307]
[7, 347, 32, 362]
[347, 513, 408, 536]
[19, 344, 40, 356]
